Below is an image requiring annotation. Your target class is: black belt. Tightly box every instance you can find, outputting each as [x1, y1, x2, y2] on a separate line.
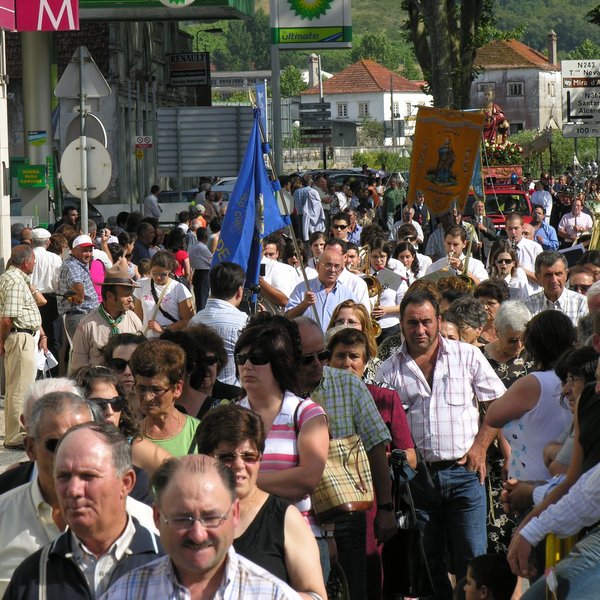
[10, 328, 36, 336]
[423, 459, 457, 470]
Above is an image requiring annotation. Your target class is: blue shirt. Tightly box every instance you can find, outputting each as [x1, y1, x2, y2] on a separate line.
[347, 224, 363, 245]
[533, 222, 559, 251]
[57, 256, 99, 316]
[285, 277, 356, 332]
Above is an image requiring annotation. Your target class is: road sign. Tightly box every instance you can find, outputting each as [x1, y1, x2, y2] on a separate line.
[562, 60, 600, 124]
[55, 46, 111, 99]
[562, 123, 600, 138]
[168, 52, 210, 86]
[300, 102, 331, 110]
[18, 165, 46, 188]
[136, 149, 145, 159]
[61, 137, 112, 199]
[135, 135, 153, 149]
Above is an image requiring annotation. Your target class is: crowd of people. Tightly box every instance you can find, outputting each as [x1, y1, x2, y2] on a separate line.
[2, 169, 600, 599]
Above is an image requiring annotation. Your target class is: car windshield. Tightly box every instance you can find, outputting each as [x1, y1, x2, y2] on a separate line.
[484, 193, 530, 216]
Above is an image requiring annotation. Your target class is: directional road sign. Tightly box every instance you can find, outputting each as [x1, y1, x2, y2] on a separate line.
[562, 123, 600, 138]
[562, 60, 600, 124]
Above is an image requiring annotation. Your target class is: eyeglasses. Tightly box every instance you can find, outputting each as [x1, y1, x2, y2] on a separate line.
[89, 396, 125, 412]
[133, 384, 173, 398]
[161, 503, 234, 530]
[301, 350, 330, 365]
[495, 258, 513, 264]
[44, 438, 61, 453]
[151, 271, 169, 278]
[205, 355, 218, 365]
[571, 284, 591, 293]
[234, 352, 270, 366]
[331, 224, 348, 230]
[334, 318, 360, 327]
[321, 263, 343, 272]
[108, 358, 129, 372]
[213, 451, 261, 465]
[400, 236, 416, 242]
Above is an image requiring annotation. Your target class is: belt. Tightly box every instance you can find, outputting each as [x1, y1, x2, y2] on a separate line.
[423, 459, 457, 470]
[10, 328, 36, 336]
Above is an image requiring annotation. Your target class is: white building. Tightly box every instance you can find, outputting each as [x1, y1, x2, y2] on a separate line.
[471, 32, 562, 133]
[301, 59, 432, 146]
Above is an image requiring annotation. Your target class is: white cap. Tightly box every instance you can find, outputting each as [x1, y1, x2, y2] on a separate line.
[31, 228, 51, 240]
[72, 234, 95, 249]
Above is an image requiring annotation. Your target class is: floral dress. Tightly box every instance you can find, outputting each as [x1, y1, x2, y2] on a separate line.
[481, 350, 534, 555]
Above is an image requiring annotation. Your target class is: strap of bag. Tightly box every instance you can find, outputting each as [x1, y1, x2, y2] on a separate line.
[149, 279, 178, 325]
[343, 436, 369, 493]
[38, 543, 51, 600]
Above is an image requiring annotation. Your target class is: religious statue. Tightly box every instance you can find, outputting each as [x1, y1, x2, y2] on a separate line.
[482, 87, 509, 144]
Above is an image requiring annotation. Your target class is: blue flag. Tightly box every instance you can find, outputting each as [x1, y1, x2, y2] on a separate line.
[211, 109, 290, 289]
[471, 148, 484, 201]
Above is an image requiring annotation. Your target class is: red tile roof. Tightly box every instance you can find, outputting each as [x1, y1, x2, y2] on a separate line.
[301, 59, 423, 95]
[474, 39, 558, 71]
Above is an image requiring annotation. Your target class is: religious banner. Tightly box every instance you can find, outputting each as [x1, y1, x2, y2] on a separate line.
[407, 106, 485, 217]
[16, 0, 79, 31]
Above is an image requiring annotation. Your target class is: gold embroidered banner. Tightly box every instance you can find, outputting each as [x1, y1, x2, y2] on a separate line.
[407, 107, 485, 217]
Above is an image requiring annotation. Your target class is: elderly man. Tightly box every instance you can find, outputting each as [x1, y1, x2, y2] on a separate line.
[377, 289, 506, 599]
[102, 455, 300, 599]
[0, 392, 155, 594]
[389, 204, 424, 245]
[0, 244, 46, 448]
[57, 234, 100, 340]
[70, 264, 142, 372]
[4, 422, 163, 599]
[471, 199, 498, 261]
[295, 317, 395, 599]
[285, 248, 356, 331]
[189, 262, 248, 386]
[524, 251, 588, 326]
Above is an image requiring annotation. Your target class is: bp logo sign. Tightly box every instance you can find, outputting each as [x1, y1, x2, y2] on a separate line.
[287, 0, 333, 20]
[159, 0, 196, 6]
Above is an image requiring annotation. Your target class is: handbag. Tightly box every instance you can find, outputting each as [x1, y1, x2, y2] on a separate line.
[310, 434, 374, 524]
[382, 449, 434, 598]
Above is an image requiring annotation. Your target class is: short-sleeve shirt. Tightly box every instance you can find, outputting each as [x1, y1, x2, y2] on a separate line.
[0, 267, 41, 331]
[142, 413, 200, 457]
[133, 278, 192, 338]
[57, 256, 99, 316]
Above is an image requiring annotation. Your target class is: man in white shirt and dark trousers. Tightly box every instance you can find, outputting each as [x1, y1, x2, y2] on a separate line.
[188, 228, 212, 312]
[505, 212, 543, 295]
[377, 289, 506, 599]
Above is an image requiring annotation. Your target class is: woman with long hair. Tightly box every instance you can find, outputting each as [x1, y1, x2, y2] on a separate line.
[488, 239, 528, 300]
[392, 241, 421, 285]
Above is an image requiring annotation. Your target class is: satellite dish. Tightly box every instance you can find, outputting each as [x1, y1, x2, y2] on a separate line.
[61, 137, 112, 199]
[65, 114, 107, 147]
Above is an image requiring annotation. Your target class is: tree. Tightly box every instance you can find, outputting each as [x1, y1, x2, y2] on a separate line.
[357, 117, 385, 146]
[404, 0, 492, 109]
[566, 38, 600, 59]
[280, 65, 308, 97]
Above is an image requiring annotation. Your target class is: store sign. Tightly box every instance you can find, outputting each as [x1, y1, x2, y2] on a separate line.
[16, 0, 79, 31]
[271, 0, 351, 49]
[0, 0, 15, 30]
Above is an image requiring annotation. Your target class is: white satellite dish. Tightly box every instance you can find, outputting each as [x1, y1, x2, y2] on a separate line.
[65, 114, 107, 148]
[61, 137, 112, 199]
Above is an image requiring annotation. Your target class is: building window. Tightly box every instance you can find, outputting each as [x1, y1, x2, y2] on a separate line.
[507, 82, 524, 97]
[548, 82, 555, 96]
[337, 103, 348, 118]
[358, 102, 370, 118]
[509, 122, 524, 135]
[392, 101, 400, 118]
[477, 82, 494, 93]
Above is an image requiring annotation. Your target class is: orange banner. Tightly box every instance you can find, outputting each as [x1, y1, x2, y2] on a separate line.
[407, 107, 485, 217]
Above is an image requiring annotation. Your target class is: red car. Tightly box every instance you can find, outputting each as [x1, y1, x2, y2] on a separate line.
[465, 185, 532, 232]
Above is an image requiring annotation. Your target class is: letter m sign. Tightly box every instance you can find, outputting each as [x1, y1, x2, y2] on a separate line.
[16, 0, 79, 31]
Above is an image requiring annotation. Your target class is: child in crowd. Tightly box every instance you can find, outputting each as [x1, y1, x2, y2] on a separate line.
[464, 554, 517, 600]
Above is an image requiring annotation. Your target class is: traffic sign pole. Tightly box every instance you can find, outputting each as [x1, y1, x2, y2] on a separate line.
[79, 46, 89, 234]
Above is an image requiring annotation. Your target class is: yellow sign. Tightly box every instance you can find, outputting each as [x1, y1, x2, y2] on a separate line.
[407, 107, 485, 217]
[136, 149, 144, 160]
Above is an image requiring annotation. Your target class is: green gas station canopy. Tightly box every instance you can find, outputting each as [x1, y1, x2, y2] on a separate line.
[78, 0, 253, 21]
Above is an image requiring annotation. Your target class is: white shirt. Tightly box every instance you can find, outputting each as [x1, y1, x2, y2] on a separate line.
[376, 336, 506, 461]
[133, 278, 192, 338]
[143, 193, 162, 219]
[93, 248, 113, 269]
[425, 253, 489, 282]
[530, 189, 553, 223]
[337, 268, 370, 312]
[515, 237, 543, 295]
[524, 287, 589, 326]
[558, 212, 594, 238]
[31, 246, 62, 293]
[262, 257, 300, 298]
[389, 219, 424, 243]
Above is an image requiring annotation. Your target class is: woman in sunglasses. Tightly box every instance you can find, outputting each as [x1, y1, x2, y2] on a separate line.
[488, 239, 528, 300]
[234, 316, 330, 571]
[196, 404, 327, 599]
[71, 365, 171, 476]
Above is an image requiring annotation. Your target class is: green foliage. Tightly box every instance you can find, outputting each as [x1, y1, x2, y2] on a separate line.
[566, 39, 600, 60]
[352, 151, 411, 171]
[280, 65, 308, 97]
[350, 32, 420, 77]
[357, 118, 385, 146]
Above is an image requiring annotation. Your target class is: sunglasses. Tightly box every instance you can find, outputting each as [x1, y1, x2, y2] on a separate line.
[234, 352, 270, 366]
[213, 451, 261, 465]
[301, 350, 330, 365]
[495, 258, 513, 264]
[108, 358, 129, 372]
[205, 355, 218, 366]
[44, 438, 61, 453]
[89, 396, 126, 412]
[332, 224, 348, 230]
[571, 284, 591, 293]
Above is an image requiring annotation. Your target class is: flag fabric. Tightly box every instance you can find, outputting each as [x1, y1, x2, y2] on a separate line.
[211, 109, 290, 289]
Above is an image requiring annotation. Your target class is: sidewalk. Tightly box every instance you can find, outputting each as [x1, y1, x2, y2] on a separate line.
[0, 398, 27, 473]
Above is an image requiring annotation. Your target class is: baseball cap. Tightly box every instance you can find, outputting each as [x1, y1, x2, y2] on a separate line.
[72, 234, 95, 249]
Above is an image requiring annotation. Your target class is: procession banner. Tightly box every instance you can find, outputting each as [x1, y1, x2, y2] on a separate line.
[407, 106, 484, 217]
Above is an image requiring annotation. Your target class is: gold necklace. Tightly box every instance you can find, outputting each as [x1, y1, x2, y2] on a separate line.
[143, 410, 182, 440]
